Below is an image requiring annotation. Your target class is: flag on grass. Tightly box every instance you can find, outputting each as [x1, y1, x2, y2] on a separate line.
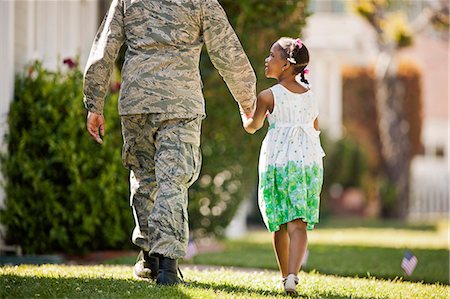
[401, 250, 418, 276]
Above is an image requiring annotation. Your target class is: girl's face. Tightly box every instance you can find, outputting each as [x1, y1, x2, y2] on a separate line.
[265, 43, 287, 79]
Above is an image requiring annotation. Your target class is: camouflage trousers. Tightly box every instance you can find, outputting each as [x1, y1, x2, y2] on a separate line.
[121, 114, 202, 259]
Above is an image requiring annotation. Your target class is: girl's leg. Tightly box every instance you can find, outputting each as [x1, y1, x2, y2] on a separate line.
[273, 224, 289, 277]
[287, 219, 308, 275]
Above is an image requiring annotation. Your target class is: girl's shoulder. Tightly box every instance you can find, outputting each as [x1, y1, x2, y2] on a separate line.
[268, 84, 283, 93]
[257, 88, 274, 102]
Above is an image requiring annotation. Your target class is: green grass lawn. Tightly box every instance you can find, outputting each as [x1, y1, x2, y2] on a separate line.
[1, 219, 448, 298]
[109, 219, 449, 285]
[191, 219, 449, 285]
[1, 265, 448, 299]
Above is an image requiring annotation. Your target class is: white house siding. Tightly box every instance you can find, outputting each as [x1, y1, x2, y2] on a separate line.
[14, 0, 98, 72]
[409, 118, 449, 220]
[0, 0, 15, 209]
[400, 35, 449, 220]
[0, 0, 99, 210]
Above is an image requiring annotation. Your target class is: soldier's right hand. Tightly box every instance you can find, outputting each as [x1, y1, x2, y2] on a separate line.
[86, 111, 105, 144]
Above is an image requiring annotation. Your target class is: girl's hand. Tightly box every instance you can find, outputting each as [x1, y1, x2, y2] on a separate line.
[239, 106, 253, 126]
[243, 89, 274, 134]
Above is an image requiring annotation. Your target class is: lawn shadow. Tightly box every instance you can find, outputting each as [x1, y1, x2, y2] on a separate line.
[0, 274, 193, 299]
[187, 280, 390, 299]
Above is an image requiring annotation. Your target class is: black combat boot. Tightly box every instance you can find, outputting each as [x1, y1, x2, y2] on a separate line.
[156, 256, 182, 285]
[133, 250, 159, 280]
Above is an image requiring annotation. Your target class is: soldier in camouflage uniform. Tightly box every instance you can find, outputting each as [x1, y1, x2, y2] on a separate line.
[83, 0, 256, 285]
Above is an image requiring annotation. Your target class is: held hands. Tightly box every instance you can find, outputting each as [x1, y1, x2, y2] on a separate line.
[240, 90, 273, 134]
[239, 106, 258, 134]
[86, 111, 105, 144]
[239, 104, 254, 124]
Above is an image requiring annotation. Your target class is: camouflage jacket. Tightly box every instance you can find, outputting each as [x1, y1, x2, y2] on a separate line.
[83, 0, 256, 116]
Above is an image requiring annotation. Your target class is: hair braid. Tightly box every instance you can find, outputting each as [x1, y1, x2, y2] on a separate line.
[277, 37, 310, 79]
[300, 70, 309, 85]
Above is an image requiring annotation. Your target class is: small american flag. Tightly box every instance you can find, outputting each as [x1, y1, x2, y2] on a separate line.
[401, 250, 418, 276]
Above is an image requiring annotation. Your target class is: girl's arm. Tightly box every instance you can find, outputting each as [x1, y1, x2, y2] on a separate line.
[241, 89, 274, 134]
[314, 118, 319, 131]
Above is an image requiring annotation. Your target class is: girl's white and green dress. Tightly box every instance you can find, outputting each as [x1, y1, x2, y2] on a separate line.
[259, 84, 325, 232]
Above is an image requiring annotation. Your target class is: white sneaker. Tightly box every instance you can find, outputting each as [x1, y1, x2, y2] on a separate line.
[283, 274, 299, 295]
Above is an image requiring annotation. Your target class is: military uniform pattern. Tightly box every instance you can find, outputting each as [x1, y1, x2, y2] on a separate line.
[83, 0, 257, 116]
[122, 114, 202, 258]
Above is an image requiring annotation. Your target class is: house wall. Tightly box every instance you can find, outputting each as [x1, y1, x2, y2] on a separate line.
[304, 4, 449, 220]
[14, 0, 98, 72]
[0, 1, 15, 209]
[408, 117, 449, 219]
[0, 0, 99, 210]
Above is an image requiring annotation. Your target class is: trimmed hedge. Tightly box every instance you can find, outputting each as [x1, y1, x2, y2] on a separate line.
[0, 62, 132, 254]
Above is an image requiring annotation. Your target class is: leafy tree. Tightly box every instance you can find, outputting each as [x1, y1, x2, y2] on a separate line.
[353, 0, 449, 218]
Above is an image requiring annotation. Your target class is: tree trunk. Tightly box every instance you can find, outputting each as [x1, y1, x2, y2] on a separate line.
[375, 53, 411, 218]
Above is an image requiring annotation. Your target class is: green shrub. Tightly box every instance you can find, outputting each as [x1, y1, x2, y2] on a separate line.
[319, 133, 369, 216]
[0, 62, 132, 254]
[324, 136, 368, 189]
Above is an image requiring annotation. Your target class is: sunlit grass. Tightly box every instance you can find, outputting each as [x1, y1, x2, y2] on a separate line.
[191, 219, 449, 284]
[1, 265, 448, 299]
[106, 219, 449, 285]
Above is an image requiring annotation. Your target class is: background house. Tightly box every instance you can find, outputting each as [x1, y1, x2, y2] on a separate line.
[303, 0, 449, 220]
[400, 35, 449, 219]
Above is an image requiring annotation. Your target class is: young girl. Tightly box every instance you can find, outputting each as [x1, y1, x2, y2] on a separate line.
[241, 37, 325, 295]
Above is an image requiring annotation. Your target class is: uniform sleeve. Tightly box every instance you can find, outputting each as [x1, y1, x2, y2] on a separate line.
[83, 0, 125, 114]
[201, 0, 256, 115]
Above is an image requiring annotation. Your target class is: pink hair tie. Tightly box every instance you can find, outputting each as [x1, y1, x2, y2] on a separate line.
[295, 38, 303, 49]
[303, 68, 309, 75]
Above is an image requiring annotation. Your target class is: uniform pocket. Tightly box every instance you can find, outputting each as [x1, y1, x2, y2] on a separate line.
[186, 143, 202, 187]
[122, 138, 139, 170]
[178, 117, 202, 186]
[179, 118, 202, 147]
[121, 115, 148, 170]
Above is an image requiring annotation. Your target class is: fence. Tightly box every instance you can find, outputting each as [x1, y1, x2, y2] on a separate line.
[409, 156, 449, 220]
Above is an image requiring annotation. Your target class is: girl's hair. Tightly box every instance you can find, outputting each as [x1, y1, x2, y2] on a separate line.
[276, 37, 309, 85]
